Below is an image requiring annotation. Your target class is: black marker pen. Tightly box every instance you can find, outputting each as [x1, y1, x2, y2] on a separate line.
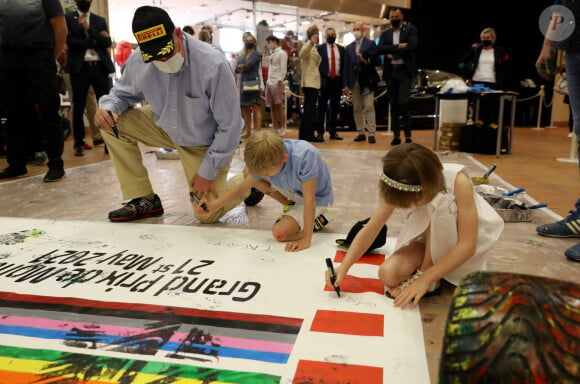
[107, 110, 119, 139]
[189, 191, 209, 212]
[326, 257, 341, 297]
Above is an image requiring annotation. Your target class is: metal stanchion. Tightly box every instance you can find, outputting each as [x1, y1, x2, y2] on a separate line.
[557, 132, 578, 163]
[382, 103, 394, 137]
[533, 85, 545, 130]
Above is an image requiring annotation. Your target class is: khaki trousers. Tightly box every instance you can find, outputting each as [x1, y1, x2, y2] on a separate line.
[351, 80, 376, 135]
[101, 105, 246, 223]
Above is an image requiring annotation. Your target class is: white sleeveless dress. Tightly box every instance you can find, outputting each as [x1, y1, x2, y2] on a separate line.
[392, 163, 504, 285]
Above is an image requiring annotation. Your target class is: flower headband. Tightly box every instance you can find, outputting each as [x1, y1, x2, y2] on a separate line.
[380, 171, 422, 192]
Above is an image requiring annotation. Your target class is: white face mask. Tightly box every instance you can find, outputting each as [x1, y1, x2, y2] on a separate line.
[267, 42, 275, 50]
[153, 52, 184, 74]
[353, 31, 362, 40]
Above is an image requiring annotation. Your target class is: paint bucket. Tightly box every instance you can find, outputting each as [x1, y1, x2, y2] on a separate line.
[471, 164, 497, 185]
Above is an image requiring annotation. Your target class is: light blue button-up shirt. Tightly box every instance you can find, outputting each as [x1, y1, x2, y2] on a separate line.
[99, 34, 243, 180]
[255, 140, 334, 206]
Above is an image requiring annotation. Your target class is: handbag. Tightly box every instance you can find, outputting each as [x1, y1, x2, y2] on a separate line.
[242, 78, 260, 92]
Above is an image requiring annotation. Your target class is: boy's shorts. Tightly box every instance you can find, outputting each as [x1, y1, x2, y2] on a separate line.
[275, 189, 329, 231]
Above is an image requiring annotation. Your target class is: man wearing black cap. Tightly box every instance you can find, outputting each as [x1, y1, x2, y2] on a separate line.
[95, 6, 246, 223]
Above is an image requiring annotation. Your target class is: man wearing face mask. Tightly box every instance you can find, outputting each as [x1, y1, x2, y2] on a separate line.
[344, 23, 381, 144]
[375, 7, 418, 146]
[316, 28, 345, 140]
[459, 27, 511, 90]
[95, 6, 246, 223]
[65, 0, 115, 157]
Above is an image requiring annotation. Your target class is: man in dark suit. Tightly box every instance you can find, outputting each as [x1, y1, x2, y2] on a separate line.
[65, 0, 115, 156]
[376, 7, 418, 145]
[344, 23, 381, 144]
[316, 27, 345, 140]
[0, 0, 68, 182]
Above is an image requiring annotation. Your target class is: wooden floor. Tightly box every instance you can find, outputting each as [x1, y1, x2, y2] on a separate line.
[1, 123, 579, 383]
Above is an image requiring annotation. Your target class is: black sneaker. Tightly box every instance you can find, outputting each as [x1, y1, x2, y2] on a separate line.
[74, 146, 84, 157]
[108, 194, 164, 222]
[353, 133, 366, 142]
[390, 137, 401, 146]
[368, 135, 376, 144]
[43, 168, 65, 182]
[314, 211, 334, 231]
[0, 167, 27, 179]
[244, 187, 265, 206]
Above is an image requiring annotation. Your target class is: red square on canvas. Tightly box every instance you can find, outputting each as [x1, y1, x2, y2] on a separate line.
[324, 274, 385, 295]
[293, 359, 383, 384]
[334, 250, 385, 265]
[310, 309, 383, 336]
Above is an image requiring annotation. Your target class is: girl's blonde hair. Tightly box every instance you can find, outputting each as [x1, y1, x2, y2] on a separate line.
[244, 131, 286, 175]
[379, 143, 444, 208]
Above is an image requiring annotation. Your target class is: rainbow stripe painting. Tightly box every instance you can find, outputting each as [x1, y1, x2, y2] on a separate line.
[0, 292, 300, 383]
[0, 217, 430, 383]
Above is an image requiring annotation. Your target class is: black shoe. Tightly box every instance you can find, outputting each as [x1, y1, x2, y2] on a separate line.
[368, 135, 376, 144]
[0, 167, 27, 179]
[405, 137, 413, 143]
[244, 187, 265, 206]
[108, 194, 164, 222]
[330, 134, 343, 140]
[44, 168, 65, 182]
[390, 137, 401, 146]
[74, 146, 84, 157]
[353, 133, 366, 142]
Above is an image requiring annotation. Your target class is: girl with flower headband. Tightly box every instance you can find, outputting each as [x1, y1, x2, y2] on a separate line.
[327, 143, 503, 309]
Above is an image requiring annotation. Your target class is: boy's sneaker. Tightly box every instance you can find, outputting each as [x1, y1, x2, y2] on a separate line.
[43, 168, 65, 182]
[314, 210, 334, 231]
[565, 243, 580, 262]
[108, 194, 164, 222]
[536, 202, 580, 238]
[244, 187, 264, 206]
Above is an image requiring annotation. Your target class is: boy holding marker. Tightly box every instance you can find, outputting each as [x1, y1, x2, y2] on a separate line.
[195, 131, 334, 252]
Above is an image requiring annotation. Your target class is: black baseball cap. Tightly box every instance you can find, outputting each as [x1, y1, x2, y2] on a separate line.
[336, 218, 387, 254]
[132, 6, 175, 63]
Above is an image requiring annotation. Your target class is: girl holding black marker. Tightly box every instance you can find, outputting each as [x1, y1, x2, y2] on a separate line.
[326, 143, 503, 309]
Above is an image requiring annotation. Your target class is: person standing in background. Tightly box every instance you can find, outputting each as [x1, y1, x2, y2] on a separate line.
[65, 0, 115, 156]
[459, 27, 511, 90]
[299, 24, 322, 142]
[236, 33, 263, 138]
[182, 25, 194, 36]
[265, 35, 288, 136]
[376, 7, 418, 146]
[317, 27, 345, 141]
[0, 0, 68, 182]
[344, 23, 380, 144]
[536, 1, 580, 262]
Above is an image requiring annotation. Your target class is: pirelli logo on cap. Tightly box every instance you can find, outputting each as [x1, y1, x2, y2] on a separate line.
[134, 24, 167, 43]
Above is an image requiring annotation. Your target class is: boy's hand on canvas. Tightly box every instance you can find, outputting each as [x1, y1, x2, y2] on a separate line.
[285, 238, 310, 252]
[393, 278, 430, 309]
